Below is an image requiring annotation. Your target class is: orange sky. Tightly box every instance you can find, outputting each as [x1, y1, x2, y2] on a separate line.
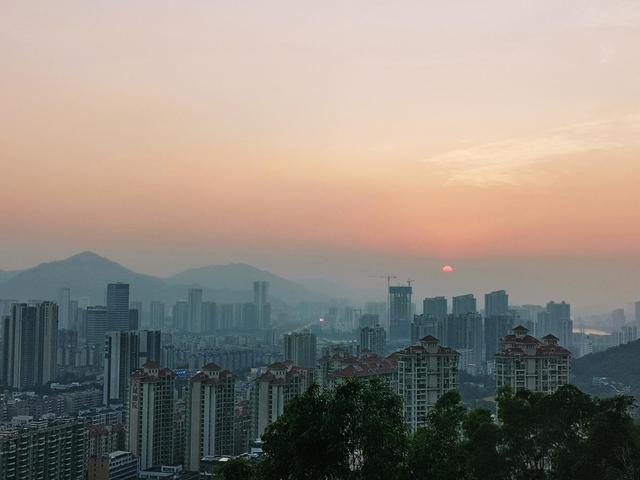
[1, 1, 640, 276]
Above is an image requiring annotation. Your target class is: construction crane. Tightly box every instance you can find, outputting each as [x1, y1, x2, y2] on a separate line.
[368, 275, 398, 331]
[369, 274, 398, 289]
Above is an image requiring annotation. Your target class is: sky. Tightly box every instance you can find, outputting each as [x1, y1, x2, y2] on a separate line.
[1, 1, 640, 313]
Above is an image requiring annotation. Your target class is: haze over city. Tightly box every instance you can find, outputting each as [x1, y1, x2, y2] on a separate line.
[1, 2, 640, 479]
[3, 1, 640, 315]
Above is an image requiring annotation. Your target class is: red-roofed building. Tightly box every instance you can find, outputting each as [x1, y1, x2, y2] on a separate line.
[128, 363, 176, 470]
[495, 326, 571, 394]
[185, 364, 236, 471]
[252, 361, 314, 439]
[395, 336, 460, 432]
[326, 350, 397, 388]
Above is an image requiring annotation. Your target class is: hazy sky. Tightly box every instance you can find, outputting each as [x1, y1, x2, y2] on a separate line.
[2, 1, 640, 311]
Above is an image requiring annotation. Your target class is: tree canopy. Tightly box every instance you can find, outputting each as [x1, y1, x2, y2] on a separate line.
[254, 382, 640, 480]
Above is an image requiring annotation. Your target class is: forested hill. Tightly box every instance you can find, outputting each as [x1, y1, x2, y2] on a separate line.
[573, 339, 640, 396]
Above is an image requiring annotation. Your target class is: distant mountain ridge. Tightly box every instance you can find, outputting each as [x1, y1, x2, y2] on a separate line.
[573, 339, 640, 396]
[0, 251, 324, 307]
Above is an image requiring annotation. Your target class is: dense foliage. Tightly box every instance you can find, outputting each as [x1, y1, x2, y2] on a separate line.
[227, 381, 640, 480]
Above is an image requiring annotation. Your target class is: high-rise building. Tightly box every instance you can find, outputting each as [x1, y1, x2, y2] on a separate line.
[0, 419, 88, 480]
[130, 301, 143, 328]
[128, 362, 176, 470]
[172, 301, 189, 332]
[359, 325, 386, 356]
[2, 302, 58, 389]
[495, 326, 570, 394]
[411, 314, 439, 343]
[423, 296, 447, 320]
[103, 330, 162, 406]
[188, 288, 203, 333]
[185, 363, 236, 471]
[635, 301, 640, 324]
[202, 301, 218, 332]
[86, 306, 109, 348]
[447, 312, 483, 368]
[484, 314, 514, 363]
[452, 294, 477, 317]
[389, 286, 412, 340]
[283, 331, 317, 368]
[485, 290, 509, 317]
[358, 313, 380, 329]
[58, 287, 71, 330]
[253, 362, 315, 438]
[538, 301, 573, 350]
[395, 335, 459, 432]
[150, 301, 165, 330]
[254, 281, 270, 330]
[107, 283, 130, 332]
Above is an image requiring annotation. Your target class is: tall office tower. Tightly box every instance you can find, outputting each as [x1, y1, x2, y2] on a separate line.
[635, 301, 640, 323]
[2, 302, 58, 389]
[130, 300, 143, 327]
[253, 362, 315, 438]
[389, 286, 413, 340]
[150, 301, 166, 330]
[485, 290, 509, 317]
[0, 418, 88, 480]
[128, 309, 139, 330]
[188, 288, 203, 333]
[411, 314, 439, 343]
[538, 301, 573, 350]
[69, 299, 80, 333]
[86, 306, 108, 348]
[359, 313, 380, 329]
[172, 301, 189, 332]
[253, 281, 271, 329]
[484, 314, 515, 363]
[423, 296, 448, 320]
[200, 301, 216, 332]
[128, 362, 176, 470]
[107, 283, 130, 332]
[283, 331, 317, 368]
[452, 294, 477, 317]
[395, 336, 460, 432]
[185, 363, 236, 471]
[57, 287, 71, 329]
[453, 312, 484, 368]
[103, 330, 162, 406]
[359, 325, 386, 356]
[495, 326, 570, 394]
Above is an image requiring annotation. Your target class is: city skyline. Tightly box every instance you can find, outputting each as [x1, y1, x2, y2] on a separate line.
[2, 1, 640, 294]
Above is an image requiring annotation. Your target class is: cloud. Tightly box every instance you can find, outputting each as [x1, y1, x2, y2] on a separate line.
[422, 115, 640, 187]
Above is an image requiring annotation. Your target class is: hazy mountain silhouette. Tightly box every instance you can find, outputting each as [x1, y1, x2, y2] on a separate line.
[0, 251, 324, 307]
[166, 263, 321, 305]
[573, 339, 640, 396]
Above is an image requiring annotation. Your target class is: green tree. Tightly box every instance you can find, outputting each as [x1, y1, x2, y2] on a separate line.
[409, 391, 466, 480]
[462, 408, 505, 480]
[260, 379, 408, 480]
[220, 457, 258, 480]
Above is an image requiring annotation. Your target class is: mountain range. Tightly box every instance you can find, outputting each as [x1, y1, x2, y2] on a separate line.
[0, 251, 324, 307]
